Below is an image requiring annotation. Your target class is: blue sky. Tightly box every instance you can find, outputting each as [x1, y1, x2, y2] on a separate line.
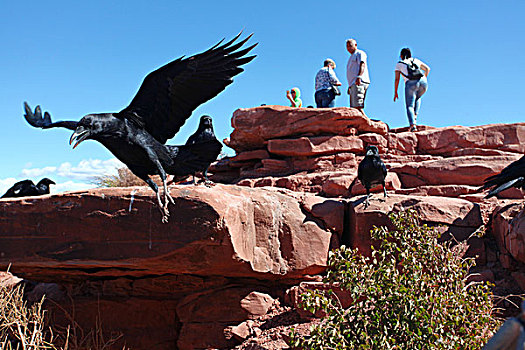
[1, 0, 524, 194]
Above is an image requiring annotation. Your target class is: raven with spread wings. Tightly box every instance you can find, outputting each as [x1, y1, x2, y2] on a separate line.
[24, 34, 256, 222]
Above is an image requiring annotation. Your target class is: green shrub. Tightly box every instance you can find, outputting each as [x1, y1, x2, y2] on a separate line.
[290, 210, 500, 349]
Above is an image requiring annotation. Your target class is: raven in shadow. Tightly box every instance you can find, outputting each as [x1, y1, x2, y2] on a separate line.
[1, 178, 55, 198]
[481, 155, 525, 198]
[185, 115, 219, 186]
[24, 33, 256, 222]
[357, 145, 388, 208]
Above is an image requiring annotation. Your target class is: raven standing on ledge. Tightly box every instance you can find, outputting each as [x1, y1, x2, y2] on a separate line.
[357, 145, 388, 209]
[1, 178, 55, 198]
[481, 155, 525, 198]
[24, 33, 256, 222]
[185, 115, 219, 186]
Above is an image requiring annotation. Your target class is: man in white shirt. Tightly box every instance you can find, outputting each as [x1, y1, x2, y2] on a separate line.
[346, 39, 370, 116]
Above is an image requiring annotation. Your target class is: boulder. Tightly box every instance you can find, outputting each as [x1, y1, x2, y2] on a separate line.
[0, 185, 333, 280]
[387, 132, 418, 155]
[491, 203, 525, 263]
[415, 123, 525, 155]
[228, 106, 388, 152]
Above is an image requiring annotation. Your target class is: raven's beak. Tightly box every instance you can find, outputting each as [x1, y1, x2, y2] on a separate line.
[69, 126, 90, 149]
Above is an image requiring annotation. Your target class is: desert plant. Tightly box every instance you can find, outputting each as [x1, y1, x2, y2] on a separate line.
[290, 210, 500, 349]
[1, 280, 127, 350]
[91, 167, 143, 188]
[0, 284, 56, 349]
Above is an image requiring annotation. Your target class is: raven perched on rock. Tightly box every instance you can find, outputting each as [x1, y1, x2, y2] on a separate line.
[357, 145, 388, 208]
[1, 178, 55, 198]
[24, 33, 256, 222]
[481, 155, 525, 198]
[185, 115, 219, 186]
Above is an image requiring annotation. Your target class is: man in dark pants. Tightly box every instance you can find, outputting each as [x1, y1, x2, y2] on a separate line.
[314, 58, 342, 108]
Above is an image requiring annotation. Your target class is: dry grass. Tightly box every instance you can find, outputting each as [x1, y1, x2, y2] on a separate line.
[1, 284, 56, 349]
[1, 280, 128, 350]
[91, 168, 143, 188]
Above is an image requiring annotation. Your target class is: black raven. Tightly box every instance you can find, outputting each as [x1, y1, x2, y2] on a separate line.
[24, 33, 256, 222]
[357, 145, 388, 208]
[481, 155, 525, 198]
[1, 178, 55, 198]
[185, 115, 219, 186]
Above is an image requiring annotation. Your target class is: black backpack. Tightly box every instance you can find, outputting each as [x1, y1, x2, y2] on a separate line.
[400, 58, 424, 80]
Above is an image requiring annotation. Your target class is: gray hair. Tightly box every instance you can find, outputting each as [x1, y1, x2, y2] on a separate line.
[346, 38, 357, 46]
[324, 58, 336, 68]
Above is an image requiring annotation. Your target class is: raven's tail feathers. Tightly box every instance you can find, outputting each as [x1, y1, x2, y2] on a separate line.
[485, 177, 524, 199]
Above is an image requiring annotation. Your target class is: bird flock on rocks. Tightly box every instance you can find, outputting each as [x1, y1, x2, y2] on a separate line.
[1, 32, 524, 221]
[15, 33, 256, 222]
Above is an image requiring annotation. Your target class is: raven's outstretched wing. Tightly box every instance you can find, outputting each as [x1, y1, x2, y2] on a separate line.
[24, 102, 78, 130]
[116, 33, 257, 144]
[481, 155, 525, 198]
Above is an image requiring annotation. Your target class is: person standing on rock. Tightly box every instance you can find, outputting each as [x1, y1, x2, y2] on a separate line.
[346, 38, 370, 117]
[314, 58, 342, 108]
[394, 47, 430, 132]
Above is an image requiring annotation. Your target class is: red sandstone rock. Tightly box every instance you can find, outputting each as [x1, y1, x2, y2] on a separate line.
[415, 123, 525, 155]
[176, 287, 274, 349]
[387, 132, 418, 155]
[300, 195, 345, 235]
[359, 133, 388, 153]
[267, 135, 364, 157]
[291, 152, 357, 173]
[232, 149, 271, 162]
[0, 185, 332, 280]
[491, 203, 525, 263]
[261, 158, 289, 171]
[394, 184, 480, 197]
[322, 173, 356, 197]
[448, 148, 521, 157]
[390, 155, 521, 187]
[240, 292, 275, 318]
[349, 194, 483, 255]
[229, 320, 254, 342]
[228, 105, 388, 152]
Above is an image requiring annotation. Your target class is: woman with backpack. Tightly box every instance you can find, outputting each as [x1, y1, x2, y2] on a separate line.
[393, 48, 430, 132]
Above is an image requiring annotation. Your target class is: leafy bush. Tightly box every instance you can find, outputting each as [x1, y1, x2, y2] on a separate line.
[290, 210, 500, 349]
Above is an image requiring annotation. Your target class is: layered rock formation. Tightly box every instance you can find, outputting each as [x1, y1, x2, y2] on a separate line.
[2, 105, 525, 349]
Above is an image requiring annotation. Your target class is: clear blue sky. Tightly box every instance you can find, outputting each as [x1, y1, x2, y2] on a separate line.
[1, 0, 524, 194]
